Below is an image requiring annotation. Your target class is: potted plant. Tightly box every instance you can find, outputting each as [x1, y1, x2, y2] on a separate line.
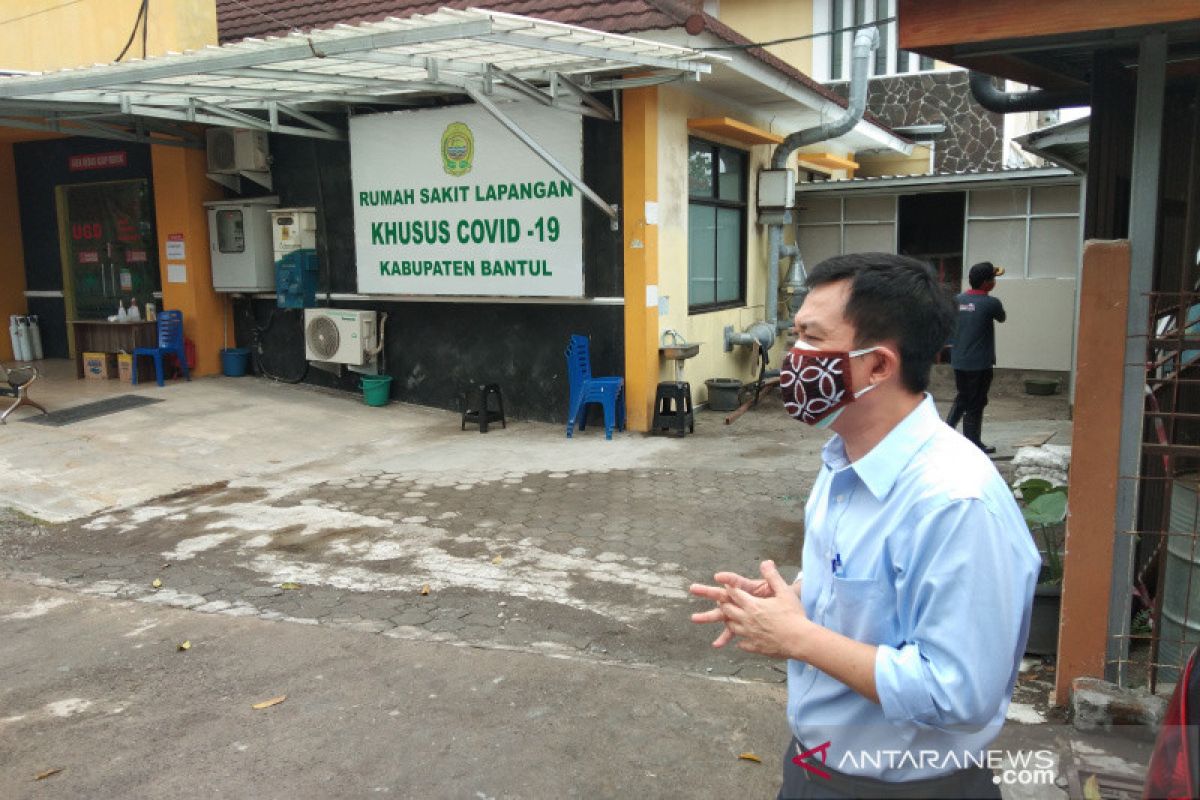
[1018, 479, 1067, 656]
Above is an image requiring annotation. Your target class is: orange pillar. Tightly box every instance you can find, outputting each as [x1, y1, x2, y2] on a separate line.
[621, 87, 659, 433]
[0, 140, 27, 359]
[0, 142, 28, 360]
[150, 142, 227, 377]
[1054, 240, 1130, 705]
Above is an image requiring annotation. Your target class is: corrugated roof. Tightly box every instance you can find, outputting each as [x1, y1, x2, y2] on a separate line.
[216, 0, 877, 121]
[0, 8, 710, 143]
[217, 0, 686, 42]
[796, 165, 1078, 193]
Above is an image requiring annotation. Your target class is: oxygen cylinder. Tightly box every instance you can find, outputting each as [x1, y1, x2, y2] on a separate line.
[27, 314, 43, 360]
[14, 316, 31, 361]
[7, 316, 19, 359]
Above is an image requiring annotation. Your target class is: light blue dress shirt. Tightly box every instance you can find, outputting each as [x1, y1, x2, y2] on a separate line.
[787, 395, 1041, 781]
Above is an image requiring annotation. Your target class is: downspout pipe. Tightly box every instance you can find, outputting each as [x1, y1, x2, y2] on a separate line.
[968, 71, 1089, 114]
[725, 26, 878, 353]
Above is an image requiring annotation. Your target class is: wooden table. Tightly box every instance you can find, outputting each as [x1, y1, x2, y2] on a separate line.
[71, 320, 157, 379]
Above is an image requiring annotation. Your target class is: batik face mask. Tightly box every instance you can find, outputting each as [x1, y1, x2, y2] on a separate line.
[780, 341, 880, 428]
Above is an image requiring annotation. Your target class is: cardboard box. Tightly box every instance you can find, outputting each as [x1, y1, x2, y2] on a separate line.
[83, 352, 116, 380]
[117, 353, 133, 383]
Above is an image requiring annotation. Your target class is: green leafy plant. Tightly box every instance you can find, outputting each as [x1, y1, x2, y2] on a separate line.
[1018, 479, 1068, 585]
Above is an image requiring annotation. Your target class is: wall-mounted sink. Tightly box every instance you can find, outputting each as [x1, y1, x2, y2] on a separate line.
[660, 343, 700, 360]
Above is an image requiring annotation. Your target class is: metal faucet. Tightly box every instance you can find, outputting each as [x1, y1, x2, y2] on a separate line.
[661, 329, 685, 346]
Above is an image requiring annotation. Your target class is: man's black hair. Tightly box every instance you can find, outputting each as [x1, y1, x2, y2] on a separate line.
[804, 252, 956, 394]
[968, 261, 997, 289]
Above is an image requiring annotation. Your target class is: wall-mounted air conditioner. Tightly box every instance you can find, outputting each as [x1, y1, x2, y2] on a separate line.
[206, 128, 270, 174]
[304, 308, 377, 366]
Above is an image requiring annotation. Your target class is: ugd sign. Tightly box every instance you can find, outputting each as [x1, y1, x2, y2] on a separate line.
[351, 100, 584, 297]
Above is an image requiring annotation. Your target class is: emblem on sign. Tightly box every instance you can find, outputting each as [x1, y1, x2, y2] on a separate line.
[441, 122, 474, 176]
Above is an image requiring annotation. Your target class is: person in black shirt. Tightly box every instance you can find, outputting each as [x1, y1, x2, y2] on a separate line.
[946, 262, 1006, 454]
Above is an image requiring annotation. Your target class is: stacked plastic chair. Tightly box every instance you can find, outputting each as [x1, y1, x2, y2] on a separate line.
[132, 310, 190, 387]
[565, 334, 625, 440]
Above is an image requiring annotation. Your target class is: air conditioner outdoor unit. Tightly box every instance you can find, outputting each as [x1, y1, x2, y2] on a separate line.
[206, 128, 270, 174]
[304, 308, 377, 366]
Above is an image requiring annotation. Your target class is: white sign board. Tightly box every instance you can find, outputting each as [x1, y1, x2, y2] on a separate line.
[351, 100, 584, 297]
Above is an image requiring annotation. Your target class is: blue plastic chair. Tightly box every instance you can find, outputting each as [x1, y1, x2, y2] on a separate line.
[565, 334, 625, 440]
[132, 310, 190, 387]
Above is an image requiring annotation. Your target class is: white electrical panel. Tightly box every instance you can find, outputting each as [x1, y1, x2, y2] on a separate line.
[270, 207, 318, 259]
[757, 169, 797, 210]
[205, 196, 279, 292]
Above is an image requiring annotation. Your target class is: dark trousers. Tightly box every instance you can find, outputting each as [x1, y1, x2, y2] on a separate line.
[946, 368, 994, 449]
[778, 738, 1001, 800]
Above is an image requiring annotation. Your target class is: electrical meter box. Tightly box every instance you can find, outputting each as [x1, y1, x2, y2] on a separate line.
[276, 250, 319, 309]
[205, 196, 278, 292]
[757, 169, 797, 210]
[270, 207, 318, 258]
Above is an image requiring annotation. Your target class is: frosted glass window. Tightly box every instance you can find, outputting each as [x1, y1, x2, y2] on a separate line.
[845, 195, 895, 222]
[966, 219, 1026, 274]
[716, 208, 742, 303]
[1028, 218, 1081, 278]
[688, 204, 716, 303]
[799, 196, 841, 224]
[688, 137, 746, 310]
[797, 225, 842, 266]
[1031, 185, 1080, 215]
[844, 223, 895, 253]
[970, 189, 1028, 217]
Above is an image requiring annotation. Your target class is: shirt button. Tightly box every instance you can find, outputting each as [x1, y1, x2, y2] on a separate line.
[835, 494, 845, 503]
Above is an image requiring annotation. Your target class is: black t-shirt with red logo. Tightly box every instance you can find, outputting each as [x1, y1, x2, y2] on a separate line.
[949, 290, 1006, 371]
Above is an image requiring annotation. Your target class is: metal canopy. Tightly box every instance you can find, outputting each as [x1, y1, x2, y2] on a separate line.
[0, 7, 712, 220]
[0, 8, 709, 131]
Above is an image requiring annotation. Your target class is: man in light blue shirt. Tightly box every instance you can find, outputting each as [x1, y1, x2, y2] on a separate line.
[691, 253, 1041, 799]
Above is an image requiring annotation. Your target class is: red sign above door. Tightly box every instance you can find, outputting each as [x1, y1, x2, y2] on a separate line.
[68, 151, 128, 172]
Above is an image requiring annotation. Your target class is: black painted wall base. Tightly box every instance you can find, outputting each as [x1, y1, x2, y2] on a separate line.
[233, 297, 624, 424]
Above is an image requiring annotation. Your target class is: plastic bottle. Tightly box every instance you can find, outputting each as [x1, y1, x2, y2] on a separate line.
[117, 300, 128, 322]
[146, 301, 156, 322]
[127, 298, 141, 321]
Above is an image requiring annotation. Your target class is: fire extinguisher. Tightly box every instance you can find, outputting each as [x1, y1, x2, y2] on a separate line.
[11, 315, 31, 361]
[27, 315, 43, 360]
[8, 315, 20, 361]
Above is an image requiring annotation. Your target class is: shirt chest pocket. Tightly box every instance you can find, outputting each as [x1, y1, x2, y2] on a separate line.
[829, 575, 895, 646]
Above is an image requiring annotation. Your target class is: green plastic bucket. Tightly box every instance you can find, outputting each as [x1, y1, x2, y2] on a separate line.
[361, 375, 393, 407]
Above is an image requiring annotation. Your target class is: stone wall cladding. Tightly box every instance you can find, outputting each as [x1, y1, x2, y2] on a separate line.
[832, 71, 1004, 174]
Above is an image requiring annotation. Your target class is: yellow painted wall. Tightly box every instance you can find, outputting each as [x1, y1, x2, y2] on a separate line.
[717, 0, 814, 74]
[657, 85, 792, 404]
[0, 0, 217, 71]
[151, 144, 227, 378]
[0, 144, 27, 360]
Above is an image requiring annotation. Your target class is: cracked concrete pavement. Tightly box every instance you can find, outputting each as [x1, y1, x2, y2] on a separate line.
[0, 364, 1137, 798]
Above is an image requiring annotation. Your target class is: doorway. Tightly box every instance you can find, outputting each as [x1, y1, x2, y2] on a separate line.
[57, 179, 160, 354]
[897, 191, 966, 292]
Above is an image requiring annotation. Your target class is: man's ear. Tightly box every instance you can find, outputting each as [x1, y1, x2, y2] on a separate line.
[867, 344, 901, 386]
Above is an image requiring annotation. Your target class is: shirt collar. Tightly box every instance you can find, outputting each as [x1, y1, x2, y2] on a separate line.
[966, 289, 989, 296]
[820, 395, 942, 500]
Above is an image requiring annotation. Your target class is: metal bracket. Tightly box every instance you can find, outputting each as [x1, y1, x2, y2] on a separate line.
[464, 84, 618, 224]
